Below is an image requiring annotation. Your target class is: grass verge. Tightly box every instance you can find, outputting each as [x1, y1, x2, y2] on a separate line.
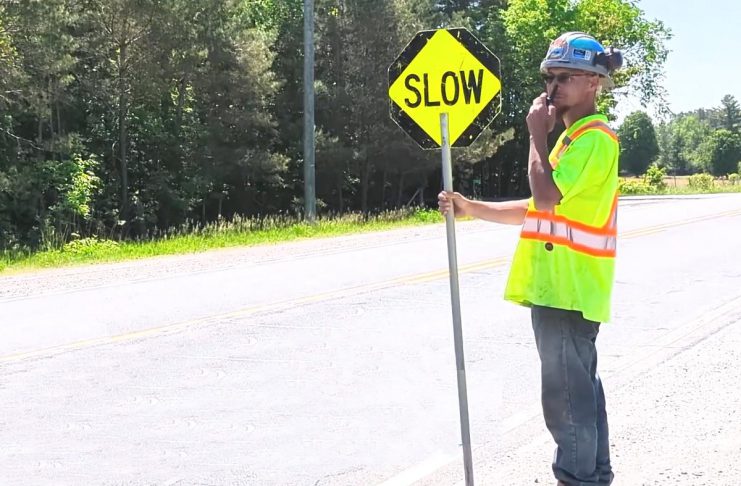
[619, 174, 741, 196]
[0, 208, 443, 274]
[3, 184, 740, 274]
[644, 185, 741, 196]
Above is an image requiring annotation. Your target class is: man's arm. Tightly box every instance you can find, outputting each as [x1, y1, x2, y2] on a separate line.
[527, 94, 563, 212]
[528, 135, 562, 211]
[438, 192, 529, 225]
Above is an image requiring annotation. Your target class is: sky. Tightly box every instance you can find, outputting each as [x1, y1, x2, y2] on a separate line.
[614, 0, 741, 122]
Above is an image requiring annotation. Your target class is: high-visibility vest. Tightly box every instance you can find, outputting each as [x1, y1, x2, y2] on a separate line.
[504, 114, 619, 323]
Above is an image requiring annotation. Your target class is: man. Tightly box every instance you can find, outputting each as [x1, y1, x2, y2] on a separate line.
[438, 32, 623, 486]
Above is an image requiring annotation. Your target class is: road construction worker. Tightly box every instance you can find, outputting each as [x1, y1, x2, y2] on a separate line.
[439, 32, 623, 486]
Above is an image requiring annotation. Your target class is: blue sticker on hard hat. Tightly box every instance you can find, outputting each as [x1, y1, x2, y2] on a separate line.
[570, 37, 605, 53]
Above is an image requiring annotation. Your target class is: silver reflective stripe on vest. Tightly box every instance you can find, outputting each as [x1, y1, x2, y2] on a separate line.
[522, 216, 617, 253]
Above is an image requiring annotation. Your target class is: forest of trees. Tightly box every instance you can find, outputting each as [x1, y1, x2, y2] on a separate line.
[620, 95, 741, 177]
[0, 0, 670, 250]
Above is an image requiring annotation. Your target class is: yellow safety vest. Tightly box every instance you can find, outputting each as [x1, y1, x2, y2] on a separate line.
[504, 114, 619, 323]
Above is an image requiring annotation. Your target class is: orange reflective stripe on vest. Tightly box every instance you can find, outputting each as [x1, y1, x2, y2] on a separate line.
[505, 113, 619, 323]
[551, 121, 619, 167]
[521, 194, 618, 257]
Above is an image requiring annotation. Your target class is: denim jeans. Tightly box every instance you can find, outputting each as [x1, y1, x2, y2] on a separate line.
[531, 305, 614, 486]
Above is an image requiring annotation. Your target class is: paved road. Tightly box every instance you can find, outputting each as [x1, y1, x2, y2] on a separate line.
[1, 194, 740, 485]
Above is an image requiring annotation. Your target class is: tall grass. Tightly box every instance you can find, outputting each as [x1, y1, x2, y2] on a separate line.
[4, 179, 740, 274]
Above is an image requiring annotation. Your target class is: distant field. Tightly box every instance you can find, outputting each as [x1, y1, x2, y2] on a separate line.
[663, 176, 691, 188]
[623, 176, 736, 188]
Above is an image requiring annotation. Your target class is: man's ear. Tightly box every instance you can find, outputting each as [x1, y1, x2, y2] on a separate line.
[590, 75, 601, 94]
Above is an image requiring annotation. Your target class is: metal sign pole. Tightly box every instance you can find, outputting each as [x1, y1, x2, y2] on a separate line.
[440, 112, 474, 486]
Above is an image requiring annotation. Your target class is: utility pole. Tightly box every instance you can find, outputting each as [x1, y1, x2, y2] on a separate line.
[303, 0, 316, 222]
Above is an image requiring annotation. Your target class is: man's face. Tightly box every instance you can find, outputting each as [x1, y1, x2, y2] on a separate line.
[542, 68, 600, 109]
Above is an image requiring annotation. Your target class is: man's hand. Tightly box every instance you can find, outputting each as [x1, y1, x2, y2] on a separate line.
[526, 93, 557, 141]
[438, 191, 470, 218]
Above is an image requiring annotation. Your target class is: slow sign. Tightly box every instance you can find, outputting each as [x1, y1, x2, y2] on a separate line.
[388, 28, 502, 149]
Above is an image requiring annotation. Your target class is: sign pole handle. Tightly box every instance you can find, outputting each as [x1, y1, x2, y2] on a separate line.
[440, 112, 474, 486]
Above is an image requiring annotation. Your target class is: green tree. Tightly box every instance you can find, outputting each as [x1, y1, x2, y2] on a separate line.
[0, 0, 678, 251]
[3, 0, 80, 152]
[503, 0, 671, 112]
[312, 0, 441, 212]
[0, 7, 21, 108]
[719, 94, 741, 133]
[86, 0, 159, 219]
[655, 121, 672, 168]
[656, 114, 712, 174]
[618, 111, 659, 175]
[493, 0, 670, 195]
[698, 129, 741, 176]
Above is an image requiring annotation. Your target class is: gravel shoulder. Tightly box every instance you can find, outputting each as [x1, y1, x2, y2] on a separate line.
[421, 315, 741, 486]
[608, 316, 741, 485]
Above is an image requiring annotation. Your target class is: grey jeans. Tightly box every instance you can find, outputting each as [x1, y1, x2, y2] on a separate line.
[531, 305, 614, 486]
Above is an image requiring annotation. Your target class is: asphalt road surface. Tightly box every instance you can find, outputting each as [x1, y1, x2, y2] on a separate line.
[1, 194, 740, 486]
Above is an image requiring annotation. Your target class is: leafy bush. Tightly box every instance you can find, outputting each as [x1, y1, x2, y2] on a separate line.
[61, 238, 120, 256]
[410, 208, 444, 223]
[687, 174, 715, 191]
[643, 164, 667, 191]
[618, 178, 653, 195]
[729, 173, 740, 186]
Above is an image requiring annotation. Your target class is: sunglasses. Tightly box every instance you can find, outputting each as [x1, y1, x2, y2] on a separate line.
[541, 72, 597, 85]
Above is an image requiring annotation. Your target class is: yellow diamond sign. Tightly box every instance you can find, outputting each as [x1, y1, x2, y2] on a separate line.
[389, 28, 502, 149]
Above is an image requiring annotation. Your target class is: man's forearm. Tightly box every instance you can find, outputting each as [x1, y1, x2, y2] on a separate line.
[528, 136, 562, 211]
[465, 198, 529, 225]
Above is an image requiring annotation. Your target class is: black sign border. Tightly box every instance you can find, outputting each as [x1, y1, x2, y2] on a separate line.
[388, 28, 503, 150]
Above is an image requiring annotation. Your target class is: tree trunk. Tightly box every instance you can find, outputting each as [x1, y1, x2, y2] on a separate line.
[56, 98, 63, 140]
[360, 158, 371, 215]
[337, 174, 344, 213]
[419, 175, 427, 206]
[56, 76, 63, 139]
[380, 169, 387, 209]
[118, 43, 129, 219]
[48, 78, 55, 145]
[175, 76, 187, 133]
[396, 172, 406, 207]
[37, 118, 43, 147]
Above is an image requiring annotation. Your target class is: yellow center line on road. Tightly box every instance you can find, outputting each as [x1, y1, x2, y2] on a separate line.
[0, 257, 514, 364]
[620, 208, 741, 239]
[2, 208, 741, 364]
